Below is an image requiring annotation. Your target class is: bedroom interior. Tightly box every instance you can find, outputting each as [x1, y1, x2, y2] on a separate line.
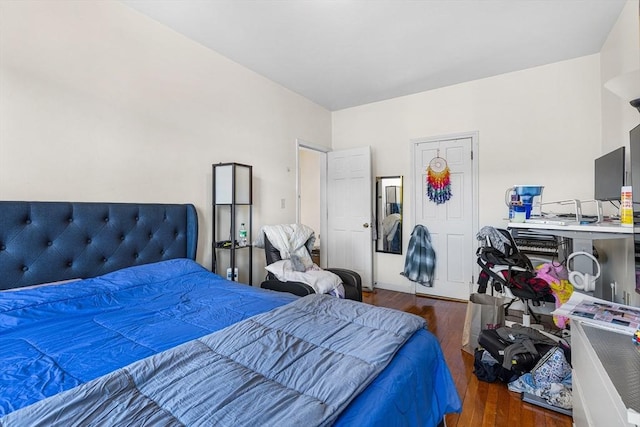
[1, 0, 639, 426]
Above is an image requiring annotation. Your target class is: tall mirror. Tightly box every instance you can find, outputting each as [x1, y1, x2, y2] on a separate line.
[376, 176, 403, 254]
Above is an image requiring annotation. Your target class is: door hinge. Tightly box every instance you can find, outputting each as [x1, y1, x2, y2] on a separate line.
[471, 150, 474, 160]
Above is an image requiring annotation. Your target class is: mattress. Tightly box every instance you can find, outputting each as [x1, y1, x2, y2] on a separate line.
[0, 258, 461, 425]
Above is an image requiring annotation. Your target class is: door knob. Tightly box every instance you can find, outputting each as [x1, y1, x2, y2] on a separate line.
[363, 223, 369, 228]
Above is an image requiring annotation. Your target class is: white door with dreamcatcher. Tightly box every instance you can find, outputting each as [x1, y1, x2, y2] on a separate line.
[411, 133, 478, 301]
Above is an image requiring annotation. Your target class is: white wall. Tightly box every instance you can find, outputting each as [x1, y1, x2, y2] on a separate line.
[598, 0, 640, 306]
[0, 1, 332, 284]
[333, 55, 603, 293]
[601, 0, 640, 155]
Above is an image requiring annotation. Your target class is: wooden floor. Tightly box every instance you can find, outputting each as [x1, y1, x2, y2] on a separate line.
[362, 289, 572, 427]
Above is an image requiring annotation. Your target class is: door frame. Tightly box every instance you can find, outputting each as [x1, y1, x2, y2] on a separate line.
[296, 138, 329, 267]
[409, 131, 481, 293]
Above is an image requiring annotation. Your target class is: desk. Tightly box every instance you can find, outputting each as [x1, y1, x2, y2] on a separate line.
[510, 221, 640, 425]
[508, 221, 635, 237]
[508, 222, 636, 303]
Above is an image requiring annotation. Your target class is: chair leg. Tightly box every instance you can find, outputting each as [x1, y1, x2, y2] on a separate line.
[504, 298, 542, 327]
[524, 300, 543, 324]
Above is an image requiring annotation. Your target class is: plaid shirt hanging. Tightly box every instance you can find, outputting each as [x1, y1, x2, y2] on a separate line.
[401, 224, 436, 286]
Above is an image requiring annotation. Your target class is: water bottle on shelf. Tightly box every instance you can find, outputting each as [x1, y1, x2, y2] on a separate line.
[238, 223, 247, 247]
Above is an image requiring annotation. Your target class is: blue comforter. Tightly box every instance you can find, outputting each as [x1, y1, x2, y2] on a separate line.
[0, 259, 460, 425]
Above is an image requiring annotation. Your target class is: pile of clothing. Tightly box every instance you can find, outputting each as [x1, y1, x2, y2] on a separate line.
[507, 346, 573, 409]
[535, 262, 574, 328]
[473, 324, 572, 410]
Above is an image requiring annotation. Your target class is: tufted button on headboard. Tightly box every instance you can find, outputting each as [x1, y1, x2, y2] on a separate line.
[0, 201, 198, 290]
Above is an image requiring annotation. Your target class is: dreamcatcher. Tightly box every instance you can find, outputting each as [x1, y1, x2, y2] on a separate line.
[426, 151, 452, 204]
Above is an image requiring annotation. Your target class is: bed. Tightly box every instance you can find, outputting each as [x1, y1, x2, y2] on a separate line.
[0, 201, 461, 426]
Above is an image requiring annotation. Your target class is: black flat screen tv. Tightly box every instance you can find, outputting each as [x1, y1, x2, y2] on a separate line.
[594, 146, 625, 201]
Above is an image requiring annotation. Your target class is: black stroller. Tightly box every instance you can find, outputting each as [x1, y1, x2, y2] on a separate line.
[476, 227, 554, 324]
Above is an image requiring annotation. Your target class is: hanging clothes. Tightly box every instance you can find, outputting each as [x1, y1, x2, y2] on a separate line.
[401, 224, 436, 286]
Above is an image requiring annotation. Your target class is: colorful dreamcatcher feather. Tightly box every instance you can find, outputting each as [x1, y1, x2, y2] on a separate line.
[426, 154, 452, 204]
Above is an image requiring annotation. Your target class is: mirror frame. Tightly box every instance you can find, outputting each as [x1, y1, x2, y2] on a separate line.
[376, 176, 403, 254]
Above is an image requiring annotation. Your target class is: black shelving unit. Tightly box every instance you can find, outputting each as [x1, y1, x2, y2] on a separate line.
[212, 162, 253, 285]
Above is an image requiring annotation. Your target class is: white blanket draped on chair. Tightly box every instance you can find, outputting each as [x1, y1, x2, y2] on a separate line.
[255, 224, 344, 297]
[255, 224, 316, 266]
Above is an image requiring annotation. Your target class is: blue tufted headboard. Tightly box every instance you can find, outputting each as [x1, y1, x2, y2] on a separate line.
[0, 201, 198, 290]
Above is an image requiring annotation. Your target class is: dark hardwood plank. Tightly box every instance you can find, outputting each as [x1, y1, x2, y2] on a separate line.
[362, 289, 573, 427]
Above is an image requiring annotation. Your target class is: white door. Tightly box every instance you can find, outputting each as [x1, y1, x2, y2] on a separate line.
[412, 135, 477, 300]
[327, 147, 373, 290]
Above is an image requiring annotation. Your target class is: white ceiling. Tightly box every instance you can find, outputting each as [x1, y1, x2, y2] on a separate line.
[121, 0, 628, 111]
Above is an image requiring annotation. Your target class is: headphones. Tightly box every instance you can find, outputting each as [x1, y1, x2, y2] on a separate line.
[567, 251, 600, 292]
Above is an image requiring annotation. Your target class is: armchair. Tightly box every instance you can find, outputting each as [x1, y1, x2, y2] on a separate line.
[260, 234, 363, 302]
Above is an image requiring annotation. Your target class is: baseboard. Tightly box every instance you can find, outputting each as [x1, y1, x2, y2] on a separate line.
[374, 281, 413, 294]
